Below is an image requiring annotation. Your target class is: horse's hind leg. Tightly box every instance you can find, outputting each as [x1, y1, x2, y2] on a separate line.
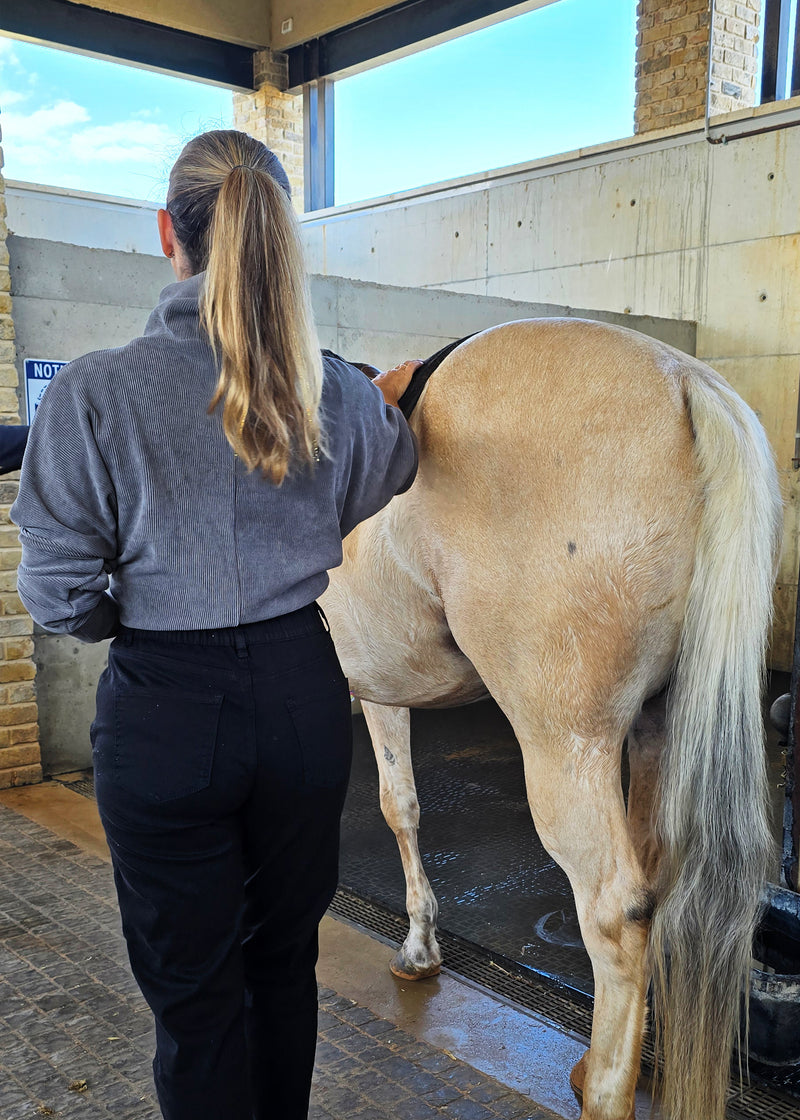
[626, 693, 666, 887]
[360, 700, 442, 980]
[516, 730, 650, 1120]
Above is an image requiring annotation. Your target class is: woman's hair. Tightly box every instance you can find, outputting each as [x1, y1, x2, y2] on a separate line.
[166, 129, 324, 484]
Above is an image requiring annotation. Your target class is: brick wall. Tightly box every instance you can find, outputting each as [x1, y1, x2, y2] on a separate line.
[635, 0, 760, 133]
[0, 119, 42, 788]
[233, 50, 304, 209]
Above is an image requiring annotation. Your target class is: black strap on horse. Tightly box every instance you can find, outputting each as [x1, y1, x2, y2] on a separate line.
[322, 333, 476, 420]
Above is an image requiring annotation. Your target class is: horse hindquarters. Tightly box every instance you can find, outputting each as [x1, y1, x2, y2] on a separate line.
[334, 321, 779, 1120]
[407, 322, 706, 1119]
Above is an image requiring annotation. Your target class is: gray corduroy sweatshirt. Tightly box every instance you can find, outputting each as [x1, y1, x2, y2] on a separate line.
[10, 273, 417, 642]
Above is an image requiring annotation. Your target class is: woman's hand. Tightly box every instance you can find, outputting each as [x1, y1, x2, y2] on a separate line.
[372, 360, 423, 409]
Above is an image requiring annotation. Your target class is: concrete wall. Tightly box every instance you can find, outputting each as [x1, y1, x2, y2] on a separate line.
[299, 107, 800, 666]
[9, 237, 172, 380]
[5, 182, 162, 255]
[7, 207, 694, 772]
[312, 274, 695, 368]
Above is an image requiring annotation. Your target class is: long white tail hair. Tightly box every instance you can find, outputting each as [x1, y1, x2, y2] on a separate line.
[649, 361, 783, 1119]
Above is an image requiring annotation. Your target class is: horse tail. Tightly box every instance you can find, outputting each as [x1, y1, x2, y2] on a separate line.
[648, 361, 782, 1120]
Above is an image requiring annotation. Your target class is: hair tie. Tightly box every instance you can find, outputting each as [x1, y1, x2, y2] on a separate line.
[230, 164, 249, 172]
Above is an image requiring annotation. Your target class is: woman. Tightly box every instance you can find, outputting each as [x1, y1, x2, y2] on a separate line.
[11, 130, 419, 1120]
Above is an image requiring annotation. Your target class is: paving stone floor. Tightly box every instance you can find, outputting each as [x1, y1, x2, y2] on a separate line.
[0, 803, 559, 1120]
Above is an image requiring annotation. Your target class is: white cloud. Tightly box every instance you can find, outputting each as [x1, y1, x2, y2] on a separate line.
[4, 99, 89, 142]
[0, 37, 20, 62]
[0, 40, 230, 200]
[0, 34, 26, 111]
[70, 119, 176, 164]
[1, 98, 178, 198]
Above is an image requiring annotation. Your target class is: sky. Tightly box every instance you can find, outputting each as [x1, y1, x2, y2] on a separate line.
[334, 0, 637, 203]
[0, 0, 637, 208]
[0, 37, 233, 203]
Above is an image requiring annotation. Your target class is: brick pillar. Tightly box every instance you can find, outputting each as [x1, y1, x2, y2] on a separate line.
[0, 115, 42, 789]
[233, 50, 304, 210]
[635, 0, 711, 131]
[635, 0, 760, 133]
[708, 0, 760, 114]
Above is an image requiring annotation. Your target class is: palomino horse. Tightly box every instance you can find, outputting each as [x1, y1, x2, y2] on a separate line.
[319, 318, 782, 1120]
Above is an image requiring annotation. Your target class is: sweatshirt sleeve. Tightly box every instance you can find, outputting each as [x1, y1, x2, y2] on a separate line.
[325, 355, 419, 539]
[0, 425, 29, 474]
[10, 361, 120, 642]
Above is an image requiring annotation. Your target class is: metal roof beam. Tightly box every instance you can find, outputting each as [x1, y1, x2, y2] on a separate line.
[0, 0, 256, 91]
[288, 0, 539, 87]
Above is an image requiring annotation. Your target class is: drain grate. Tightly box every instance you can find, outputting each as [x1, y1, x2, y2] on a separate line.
[59, 776, 96, 800]
[329, 889, 800, 1120]
[330, 886, 594, 1035]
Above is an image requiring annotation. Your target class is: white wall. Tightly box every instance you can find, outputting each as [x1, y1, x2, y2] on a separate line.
[6, 181, 162, 255]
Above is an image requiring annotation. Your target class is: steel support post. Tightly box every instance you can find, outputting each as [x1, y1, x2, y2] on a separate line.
[303, 79, 335, 212]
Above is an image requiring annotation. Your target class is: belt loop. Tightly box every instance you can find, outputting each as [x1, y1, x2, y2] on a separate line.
[316, 604, 330, 633]
[233, 628, 248, 658]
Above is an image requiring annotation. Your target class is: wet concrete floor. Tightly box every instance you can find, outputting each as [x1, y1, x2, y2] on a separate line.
[0, 777, 598, 1120]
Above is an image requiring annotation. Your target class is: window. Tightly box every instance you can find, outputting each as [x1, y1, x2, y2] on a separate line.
[333, 0, 636, 206]
[759, 0, 800, 103]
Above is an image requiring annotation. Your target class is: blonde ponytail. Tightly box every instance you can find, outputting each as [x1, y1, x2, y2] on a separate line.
[166, 130, 324, 484]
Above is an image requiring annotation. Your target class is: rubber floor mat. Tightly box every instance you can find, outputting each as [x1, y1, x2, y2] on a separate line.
[340, 700, 594, 996]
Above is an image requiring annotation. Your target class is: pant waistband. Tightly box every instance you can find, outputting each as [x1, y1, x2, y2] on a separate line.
[117, 602, 326, 647]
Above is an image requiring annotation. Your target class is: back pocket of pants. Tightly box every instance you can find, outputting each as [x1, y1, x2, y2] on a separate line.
[113, 689, 223, 802]
[286, 681, 353, 789]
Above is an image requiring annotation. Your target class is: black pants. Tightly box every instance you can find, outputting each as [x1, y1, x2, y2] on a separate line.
[91, 604, 353, 1120]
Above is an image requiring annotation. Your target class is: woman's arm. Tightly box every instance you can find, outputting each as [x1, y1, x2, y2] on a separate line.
[0, 425, 29, 474]
[321, 355, 420, 539]
[10, 364, 120, 642]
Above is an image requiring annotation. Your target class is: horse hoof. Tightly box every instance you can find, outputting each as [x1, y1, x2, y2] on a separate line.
[389, 950, 441, 981]
[569, 1053, 635, 1119]
[570, 1053, 588, 1099]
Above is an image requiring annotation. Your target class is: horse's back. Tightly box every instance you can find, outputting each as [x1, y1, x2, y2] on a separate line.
[414, 318, 699, 524]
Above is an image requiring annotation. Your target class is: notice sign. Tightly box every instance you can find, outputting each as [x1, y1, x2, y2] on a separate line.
[24, 359, 68, 423]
